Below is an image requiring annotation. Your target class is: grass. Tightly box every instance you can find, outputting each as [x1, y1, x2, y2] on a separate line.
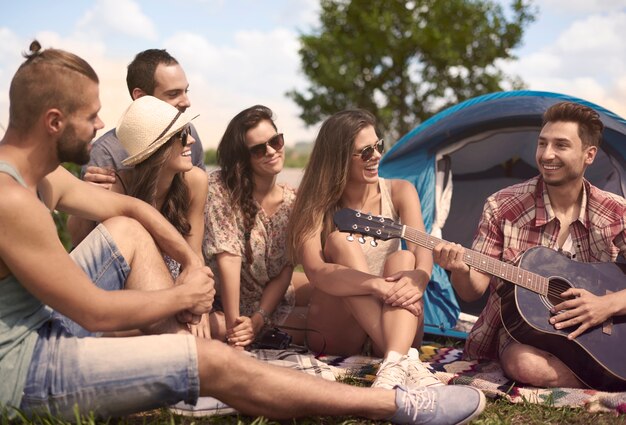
[6, 384, 626, 425]
[7, 400, 624, 425]
[6, 338, 624, 424]
[113, 400, 626, 425]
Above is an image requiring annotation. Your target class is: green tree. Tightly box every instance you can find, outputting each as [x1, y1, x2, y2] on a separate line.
[204, 148, 217, 166]
[55, 163, 82, 251]
[288, 0, 536, 142]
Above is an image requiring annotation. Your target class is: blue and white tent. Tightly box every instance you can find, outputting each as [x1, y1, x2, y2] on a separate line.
[379, 90, 626, 337]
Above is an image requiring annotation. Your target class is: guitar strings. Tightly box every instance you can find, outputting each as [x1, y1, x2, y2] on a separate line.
[352, 213, 574, 304]
[405, 227, 576, 302]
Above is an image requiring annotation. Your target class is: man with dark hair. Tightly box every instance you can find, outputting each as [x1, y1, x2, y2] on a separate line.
[68, 48, 205, 245]
[88, 49, 205, 176]
[433, 101, 626, 388]
[0, 41, 486, 424]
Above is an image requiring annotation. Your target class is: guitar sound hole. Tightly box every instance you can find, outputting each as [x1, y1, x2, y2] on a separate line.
[544, 278, 574, 309]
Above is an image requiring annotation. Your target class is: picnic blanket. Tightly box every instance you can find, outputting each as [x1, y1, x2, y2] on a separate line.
[321, 345, 626, 415]
[171, 345, 626, 416]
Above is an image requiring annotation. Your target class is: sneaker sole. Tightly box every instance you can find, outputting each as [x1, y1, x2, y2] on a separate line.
[170, 406, 237, 417]
[455, 389, 486, 425]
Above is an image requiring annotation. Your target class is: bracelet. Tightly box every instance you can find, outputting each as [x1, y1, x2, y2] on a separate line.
[254, 308, 271, 326]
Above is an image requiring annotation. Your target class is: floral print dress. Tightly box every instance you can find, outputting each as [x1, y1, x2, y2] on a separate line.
[203, 170, 296, 325]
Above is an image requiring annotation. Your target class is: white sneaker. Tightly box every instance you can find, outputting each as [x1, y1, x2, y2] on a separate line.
[405, 348, 443, 388]
[372, 357, 408, 389]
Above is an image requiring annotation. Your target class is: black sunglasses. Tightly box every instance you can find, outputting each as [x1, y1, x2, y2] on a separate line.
[174, 127, 191, 147]
[248, 133, 285, 159]
[352, 139, 384, 161]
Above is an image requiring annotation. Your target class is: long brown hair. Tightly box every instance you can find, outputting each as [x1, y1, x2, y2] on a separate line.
[124, 136, 191, 236]
[217, 105, 277, 263]
[287, 109, 376, 263]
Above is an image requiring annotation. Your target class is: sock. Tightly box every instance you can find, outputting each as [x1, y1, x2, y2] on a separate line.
[407, 347, 420, 360]
[384, 350, 404, 364]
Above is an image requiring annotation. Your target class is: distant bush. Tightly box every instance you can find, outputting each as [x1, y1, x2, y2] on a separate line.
[204, 148, 217, 165]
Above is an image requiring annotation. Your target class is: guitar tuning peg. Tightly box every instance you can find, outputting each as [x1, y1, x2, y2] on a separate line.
[370, 239, 378, 247]
[358, 236, 366, 244]
[346, 234, 354, 242]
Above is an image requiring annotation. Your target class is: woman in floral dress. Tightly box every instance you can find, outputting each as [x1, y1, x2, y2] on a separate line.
[203, 105, 309, 348]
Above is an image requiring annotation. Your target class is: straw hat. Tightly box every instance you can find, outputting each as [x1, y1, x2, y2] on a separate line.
[117, 96, 198, 166]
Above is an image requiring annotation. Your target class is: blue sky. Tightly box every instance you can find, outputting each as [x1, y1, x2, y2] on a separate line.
[1, 0, 625, 149]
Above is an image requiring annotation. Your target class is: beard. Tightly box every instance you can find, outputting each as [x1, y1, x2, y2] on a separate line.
[57, 123, 92, 165]
[540, 164, 584, 187]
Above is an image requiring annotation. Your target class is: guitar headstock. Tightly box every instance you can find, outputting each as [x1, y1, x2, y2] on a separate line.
[333, 208, 402, 242]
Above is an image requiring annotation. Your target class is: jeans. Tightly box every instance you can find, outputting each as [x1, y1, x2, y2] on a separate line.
[52, 224, 131, 337]
[20, 224, 200, 419]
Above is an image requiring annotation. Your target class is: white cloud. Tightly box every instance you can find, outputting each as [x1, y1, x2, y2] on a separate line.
[503, 10, 626, 118]
[1, 1, 319, 144]
[76, 0, 157, 41]
[538, 0, 626, 15]
[0, 28, 33, 133]
[0, 27, 131, 138]
[163, 27, 318, 148]
[275, 0, 320, 31]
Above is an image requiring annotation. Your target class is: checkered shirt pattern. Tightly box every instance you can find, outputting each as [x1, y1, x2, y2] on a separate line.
[464, 176, 626, 360]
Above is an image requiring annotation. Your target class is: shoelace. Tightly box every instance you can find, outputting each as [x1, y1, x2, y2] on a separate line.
[406, 361, 441, 386]
[401, 388, 436, 421]
[375, 360, 406, 387]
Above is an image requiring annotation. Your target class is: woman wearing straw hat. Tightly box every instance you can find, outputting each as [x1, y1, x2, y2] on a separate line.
[69, 95, 210, 337]
[203, 105, 310, 348]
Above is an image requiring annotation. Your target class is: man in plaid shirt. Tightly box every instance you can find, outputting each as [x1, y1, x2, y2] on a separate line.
[433, 101, 626, 388]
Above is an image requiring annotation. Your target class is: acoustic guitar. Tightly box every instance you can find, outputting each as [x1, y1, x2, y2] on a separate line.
[334, 207, 626, 391]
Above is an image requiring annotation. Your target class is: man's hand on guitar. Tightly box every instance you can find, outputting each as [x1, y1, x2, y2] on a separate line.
[432, 242, 470, 274]
[550, 288, 615, 339]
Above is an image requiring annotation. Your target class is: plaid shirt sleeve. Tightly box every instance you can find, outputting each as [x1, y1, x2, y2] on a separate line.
[464, 177, 544, 360]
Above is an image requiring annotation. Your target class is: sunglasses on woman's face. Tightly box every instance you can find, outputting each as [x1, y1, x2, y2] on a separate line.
[352, 139, 384, 162]
[248, 133, 285, 159]
[175, 127, 191, 147]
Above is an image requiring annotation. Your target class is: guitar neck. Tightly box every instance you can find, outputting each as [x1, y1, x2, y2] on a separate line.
[401, 225, 549, 296]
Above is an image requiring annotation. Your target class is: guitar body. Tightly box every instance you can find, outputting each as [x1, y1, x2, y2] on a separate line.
[500, 246, 626, 391]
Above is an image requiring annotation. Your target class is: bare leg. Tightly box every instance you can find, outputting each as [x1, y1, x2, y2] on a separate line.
[380, 250, 420, 354]
[102, 217, 188, 335]
[196, 339, 396, 420]
[306, 232, 418, 356]
[209, 310, 227, 341]
[305, 232, 377, 354]
[279, 271, 311, 345]
[292, 270, 312, 306]
[500, 341, 584, 387]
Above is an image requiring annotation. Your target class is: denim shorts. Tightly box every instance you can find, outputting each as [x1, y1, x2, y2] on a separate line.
[19, 224, 200, 419]
[51, 224, 131, 337]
